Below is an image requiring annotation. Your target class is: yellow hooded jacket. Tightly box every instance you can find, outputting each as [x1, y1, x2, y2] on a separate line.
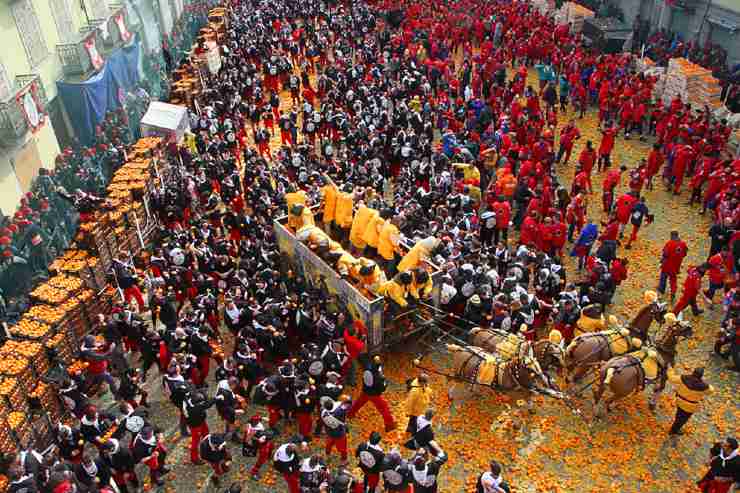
[285, 190, 308, 229]
[322, 184, 338, 223]
[349, 205, 375, 250]
[397, 237, 440, 273]
[667, 369, 714, 413]
[362, 212, 384, 249]
[377, 276, 408, 307]
[334, 191, 354, 229]
[405, 378, 433, 417]
[378, 222, 401, 261]
[409, 270, 434, 300]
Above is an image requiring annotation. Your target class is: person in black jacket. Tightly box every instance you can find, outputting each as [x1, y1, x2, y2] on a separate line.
[273, 439, 304, 493]
[381, 450, 412, 492]
[74, 452, 113, 492]
[131, 425, 169, 486]
[347, 354, 396, 432]
[162, 364, 192, 436]
[409, 447, 448, 493]
[54, 424, 85, 465]
[101, 438, 139, 493]
[215, 377, 244, 439]
[190, 327, 213, 387]
[199, 433, 231, 487]
[183, 391, 215, 464]
[80, 405, 113, 448]
[7, 464, 37, 493]
[356, 431, 385, 492]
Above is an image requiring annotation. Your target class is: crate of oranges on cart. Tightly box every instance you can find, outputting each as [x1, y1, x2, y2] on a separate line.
[29, 382, 63, 424]
[1, 340, 50, 380]
[0, 377, 29, 414]
[7, 411, 33, 448]
[44, 332, 74, 365]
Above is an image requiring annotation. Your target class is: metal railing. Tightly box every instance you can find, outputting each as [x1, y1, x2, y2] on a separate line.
[0, 74, 48, 141]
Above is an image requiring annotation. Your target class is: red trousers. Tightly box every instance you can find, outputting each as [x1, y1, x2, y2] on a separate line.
[364, 472, 380, 491]
[282, 471, 300, 493]
[296, 411, 313, 439]
[628, 224, 640, 244]
[673, 292, 699, 315]
[208, 459, 228, 476]
[189, 422, 209, 463]
[123, 286, 145, 311]
[195, 355, 210, 386]
[348, 393, 396, 431]
[325, 434, 348, 461]
[143, 444, 167, 471]
[267, 404, 282, 427]
[250, 442, 274, 475]
[280, 130, 292, 146]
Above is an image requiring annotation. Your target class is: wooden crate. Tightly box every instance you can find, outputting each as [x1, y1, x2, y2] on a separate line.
[0, 357, 34, 394]
[44, 333, 74, 365]
[0, 378, 28, 413]
[7, 412, 32, 448]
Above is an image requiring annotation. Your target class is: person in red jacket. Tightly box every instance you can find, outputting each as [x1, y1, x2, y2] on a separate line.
[672, 142, 696, 195]
[673, 265, 707, 316]
[571, 166, 590, 196]
[577, 141, 597, 193]
[342, 320, 367, 386]
[704, 250, 730, 306]
[614, 191, 639, 238]
[602, 165, 627, 213]
[550, 213, 568, 257]
[556, 120, 581, 165]
[599, 214, 620, 242]
[646, 144, 664, 190]
[519, 212, 540, 248]
[658, 231, 689, 301]
[610, 258, 629, 286]
[598, 122, 618, 171]
[491, 196, 512, 245]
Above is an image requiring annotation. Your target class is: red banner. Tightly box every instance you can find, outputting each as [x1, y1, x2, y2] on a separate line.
[16, 81, 44, 133]
[84, 35, 104, 71]
[114, 13, 132, 43]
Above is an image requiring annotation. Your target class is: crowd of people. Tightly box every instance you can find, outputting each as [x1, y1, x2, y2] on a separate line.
[4, 0, 740, 492]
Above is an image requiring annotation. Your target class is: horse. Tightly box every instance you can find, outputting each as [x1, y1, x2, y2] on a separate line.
[469, 327, 565, 375]
[592, 321, 693, 417]
[446, 343, 551, 395]
[627, 299, 668, 342]
[563, 327, 643, 385]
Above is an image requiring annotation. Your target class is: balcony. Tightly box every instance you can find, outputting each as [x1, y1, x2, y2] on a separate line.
[57, 30, 98, 76]
[0, 74, 48, 141]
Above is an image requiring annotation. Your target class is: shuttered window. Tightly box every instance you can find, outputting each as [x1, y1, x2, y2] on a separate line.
[12, 0, 50, 68]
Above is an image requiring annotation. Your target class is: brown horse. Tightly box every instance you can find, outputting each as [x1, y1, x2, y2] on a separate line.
[628, 300, 668, 342]
[563, 328, 642, 385]
[446, 343, 549, 392]
[592, 321, 693, 417]
[469, 328, 565, 374]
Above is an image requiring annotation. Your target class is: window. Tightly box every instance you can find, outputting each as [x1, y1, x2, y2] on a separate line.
[50, 0, 76, 43]
[0, 62, 12, 101]
[12, 0, 49, 68]
[87, 0, 110, 21]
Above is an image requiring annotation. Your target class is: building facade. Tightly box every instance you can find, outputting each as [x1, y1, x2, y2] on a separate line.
[0, 0, 184, 215]
[615, 0, 740, 67]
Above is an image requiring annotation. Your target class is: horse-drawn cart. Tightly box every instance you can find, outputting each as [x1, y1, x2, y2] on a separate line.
[273, 215, 444, 352]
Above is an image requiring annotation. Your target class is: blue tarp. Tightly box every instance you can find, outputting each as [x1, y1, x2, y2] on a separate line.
[57, 35, 142, 146]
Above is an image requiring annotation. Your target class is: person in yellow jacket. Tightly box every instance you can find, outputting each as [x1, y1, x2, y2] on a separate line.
[349, 204, 375, 253]
[334, 188, 354, 242]
[408, 269, 433, 301]
[452, 162, 481, 183]
[404, 373, 433, 433]
[289, 204, 315, 231]
[326, 250, 360, 279]
[377, 216, 403, 274]
[321, 182, 338, 227]
[397, 237, 442, 273]
[361, 209, 384, 253]
[667, 367, 714, 435]
[285, 189, 308, 230]
[352, 259, 387, 297]
[377, 271, 413, 312]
